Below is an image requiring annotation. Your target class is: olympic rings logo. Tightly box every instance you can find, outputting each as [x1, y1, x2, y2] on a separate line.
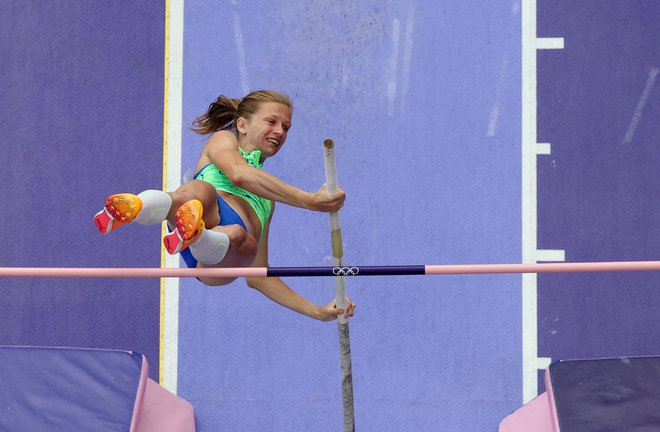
[332, 266, 360, 276]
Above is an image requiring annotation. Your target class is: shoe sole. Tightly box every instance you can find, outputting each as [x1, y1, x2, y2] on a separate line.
[94, 194, 143, 234]
[164, 200, 204, 254]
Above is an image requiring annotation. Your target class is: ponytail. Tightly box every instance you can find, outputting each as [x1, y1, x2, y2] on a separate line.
[191, 95, 241, 135]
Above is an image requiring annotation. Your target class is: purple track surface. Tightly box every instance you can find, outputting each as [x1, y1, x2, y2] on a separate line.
[0, 2, 164, 379]
[537, 1, 660, 364]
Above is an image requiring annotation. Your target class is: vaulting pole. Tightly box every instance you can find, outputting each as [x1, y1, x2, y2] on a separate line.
[323, 139, 355, 432]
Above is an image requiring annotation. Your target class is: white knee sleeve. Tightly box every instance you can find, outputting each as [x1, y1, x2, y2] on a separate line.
[190, 229, 230, 265]
[135, 190, 172, 225]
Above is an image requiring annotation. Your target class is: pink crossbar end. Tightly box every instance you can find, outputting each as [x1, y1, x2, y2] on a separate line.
[0, 267, 267, 279]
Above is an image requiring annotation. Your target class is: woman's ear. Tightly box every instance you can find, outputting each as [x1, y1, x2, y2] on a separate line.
[236, 117, 247, 135]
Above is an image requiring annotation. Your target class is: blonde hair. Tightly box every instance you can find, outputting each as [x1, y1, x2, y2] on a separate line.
[191, 90, 293, 135]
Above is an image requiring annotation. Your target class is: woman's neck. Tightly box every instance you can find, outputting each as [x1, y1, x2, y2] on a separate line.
[238, 139, 259, 153]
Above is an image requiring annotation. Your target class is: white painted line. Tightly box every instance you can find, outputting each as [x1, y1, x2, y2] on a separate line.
[161, 0, 184, 395]
[233, 12, 250, 95]
[522, 274, 538, 403]
[536, 142, 552, 155]
[522, 0, 539, 404]
[387, 18, 400, 117]
[536, 37, 564, 50]
[161, 256, 181, 394]
[537, 249, 566, 262]
[537, 356, 552, 370]
[623, 67, 659, 145]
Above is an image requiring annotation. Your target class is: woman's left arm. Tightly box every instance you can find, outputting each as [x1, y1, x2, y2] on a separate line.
[245, 203, 355, 321]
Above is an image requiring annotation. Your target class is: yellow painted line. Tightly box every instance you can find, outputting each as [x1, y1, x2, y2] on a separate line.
[159, 0, 171, 385]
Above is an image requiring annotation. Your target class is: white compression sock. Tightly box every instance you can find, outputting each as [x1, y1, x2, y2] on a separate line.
[189, 229, 230, 265]
[134, 190, 173, 225]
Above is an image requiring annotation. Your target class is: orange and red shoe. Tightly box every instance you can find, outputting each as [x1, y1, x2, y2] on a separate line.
[94, 193, 143, 234]
[163, 199, 205, 254]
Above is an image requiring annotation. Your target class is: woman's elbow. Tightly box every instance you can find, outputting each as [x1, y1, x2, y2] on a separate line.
[227, 167, 250, 188]
[245, 277, 264, 289]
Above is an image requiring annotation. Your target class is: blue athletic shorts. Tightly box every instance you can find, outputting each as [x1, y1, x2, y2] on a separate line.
[179, 194, 248, 269]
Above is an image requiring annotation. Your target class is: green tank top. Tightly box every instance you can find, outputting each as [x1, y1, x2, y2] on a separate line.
[194, 149, 272, 238]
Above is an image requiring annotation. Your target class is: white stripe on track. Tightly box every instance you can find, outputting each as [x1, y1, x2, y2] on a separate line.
[161, 0, 184, 395]
[521, 0, 539, 404]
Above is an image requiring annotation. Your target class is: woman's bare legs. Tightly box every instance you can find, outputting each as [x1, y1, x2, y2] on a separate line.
[197, 224, 258, 286]
[165, 180, 220, 227]
[166, 180, 258, 284]
[95, 180, 257, 284]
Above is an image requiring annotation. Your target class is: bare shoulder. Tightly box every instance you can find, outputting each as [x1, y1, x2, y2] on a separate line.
[202, 130, 238, 153]
[198, 131, 238, 161]
[197, 131, 247, 173]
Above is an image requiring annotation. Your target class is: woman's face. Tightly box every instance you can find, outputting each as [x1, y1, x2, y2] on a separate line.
[239, 102, 292, 159]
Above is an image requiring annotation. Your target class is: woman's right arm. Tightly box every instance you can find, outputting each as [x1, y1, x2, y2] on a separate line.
[201, 131, 345, 213]
[245, 204, 355, 321]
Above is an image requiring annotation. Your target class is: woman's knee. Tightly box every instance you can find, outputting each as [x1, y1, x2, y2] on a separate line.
[171, 181, 219, 224]
[174, 180, 216, 203]
[224, 225, 258, 256]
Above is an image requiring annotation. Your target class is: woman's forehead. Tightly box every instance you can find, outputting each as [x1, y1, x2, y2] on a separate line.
[256, 102, 291, 120]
